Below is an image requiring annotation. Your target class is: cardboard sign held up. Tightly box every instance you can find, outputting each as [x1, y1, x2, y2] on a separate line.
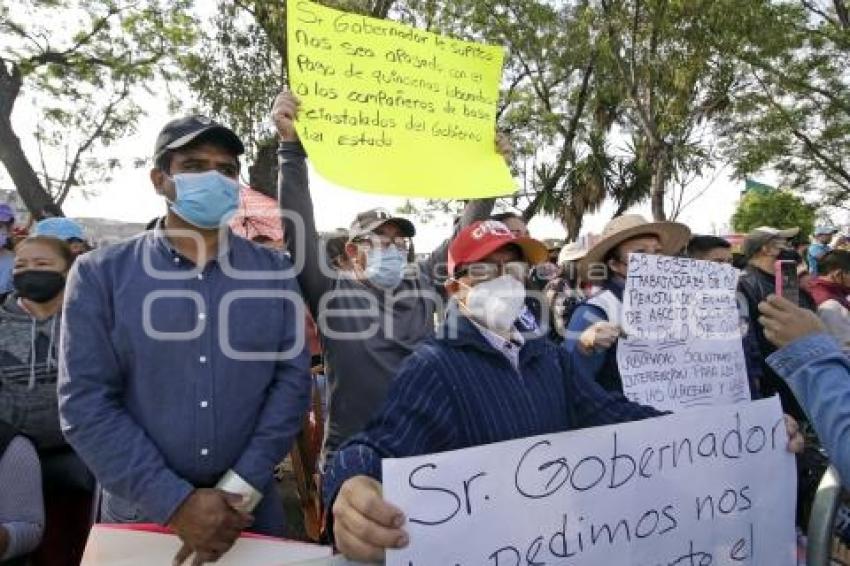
[383, 398, 796, 566]
[617, 253, 751, 411]
[287, 0, 514, 198]
[80, 524, 332, 565]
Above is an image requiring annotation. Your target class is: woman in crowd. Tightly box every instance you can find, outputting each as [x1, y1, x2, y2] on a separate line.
[544, 242, 588, 341]
[0, 236, 93, 565]
[0, 236, 71, 449]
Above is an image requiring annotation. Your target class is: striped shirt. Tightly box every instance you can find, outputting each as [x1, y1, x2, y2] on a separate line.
[323, 307, 662, 512]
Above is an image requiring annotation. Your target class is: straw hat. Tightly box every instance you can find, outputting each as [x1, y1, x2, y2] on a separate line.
[581, 215, 691, 275]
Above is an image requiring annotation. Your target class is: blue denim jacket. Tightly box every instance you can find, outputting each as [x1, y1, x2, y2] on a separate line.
[58, 227, 310, 531]
[768, 333, 850, 484]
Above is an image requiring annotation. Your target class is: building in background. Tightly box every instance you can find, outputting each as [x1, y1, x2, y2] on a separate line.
[75, 218, 145, 247]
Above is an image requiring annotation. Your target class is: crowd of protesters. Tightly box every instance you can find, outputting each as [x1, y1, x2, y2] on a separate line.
[0, 88, 849, 565]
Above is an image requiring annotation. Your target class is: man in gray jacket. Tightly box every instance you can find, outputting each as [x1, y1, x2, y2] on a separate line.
[272, 91, 501, 463]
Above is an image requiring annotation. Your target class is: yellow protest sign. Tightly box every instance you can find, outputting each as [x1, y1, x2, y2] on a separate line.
[287, 0, 515, 198]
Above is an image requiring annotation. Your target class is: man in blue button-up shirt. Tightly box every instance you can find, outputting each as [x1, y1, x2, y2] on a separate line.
[58, 117, 311, 563]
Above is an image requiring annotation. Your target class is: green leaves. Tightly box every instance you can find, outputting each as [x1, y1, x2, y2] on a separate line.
[0, 0, 196, 211]
[731, 190, 816, 239]
[720, 0, 850, 209]
[172, 0, 847, 231]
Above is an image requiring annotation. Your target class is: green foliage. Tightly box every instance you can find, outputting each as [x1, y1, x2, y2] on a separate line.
[183, 0, 397, 160]
[180, 0, 848, 235]
[731, 190, 817, 239]
[719, 0, 850, 209]
[0, 0, 196, 210]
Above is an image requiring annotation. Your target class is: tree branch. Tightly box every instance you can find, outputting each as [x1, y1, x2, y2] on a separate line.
[62, 4, 123, 56]
[0, 59, 23, 119]
[496, 69, 530, 120]
[58, 83, 131, 204]
[752, 71, 850, 187]
[835, 0, 850, 28]
[741, 55, 850, 115]
[523, 56, 596, 222]
[600, 0, 662, 146]
[34, 128, 52, 195]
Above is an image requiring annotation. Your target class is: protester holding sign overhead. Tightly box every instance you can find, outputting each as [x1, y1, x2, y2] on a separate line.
[563, 215, 691, 393]
[59, 116, 311, 564]
[322, 221, 804, 562]
[273, 90, 504, 464]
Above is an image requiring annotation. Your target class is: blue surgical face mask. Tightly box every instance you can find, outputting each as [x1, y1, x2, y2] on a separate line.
[166, 170, 239, 229]
[364, 246, 406, 289]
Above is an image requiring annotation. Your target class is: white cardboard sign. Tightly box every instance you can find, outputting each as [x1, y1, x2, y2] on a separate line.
[383, 398, 796, 566]
[617, 253, 750, 411]
[80, 525, 332, 565]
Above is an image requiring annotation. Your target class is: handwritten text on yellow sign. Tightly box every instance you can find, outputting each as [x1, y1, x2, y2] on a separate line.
[287, 0, 515, 198]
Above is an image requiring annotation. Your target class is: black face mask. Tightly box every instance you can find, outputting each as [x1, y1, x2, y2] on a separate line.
[13, 270, 66, 303]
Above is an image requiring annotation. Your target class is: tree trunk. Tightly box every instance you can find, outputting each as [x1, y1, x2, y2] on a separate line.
[521, 192, 545, 223]
[650, 147, 669, 221]
[834, 0, 849, 29]
[0, 61, 57, 216]
[0, 114, 56, 215]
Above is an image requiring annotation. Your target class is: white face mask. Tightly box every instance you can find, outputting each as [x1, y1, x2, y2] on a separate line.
[460, 274, 526, 333]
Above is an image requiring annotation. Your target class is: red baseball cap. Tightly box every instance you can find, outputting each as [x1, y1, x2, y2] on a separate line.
[448, 220, 548, 277]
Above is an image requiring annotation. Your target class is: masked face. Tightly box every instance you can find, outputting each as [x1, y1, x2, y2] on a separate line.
[776, 247, 799, 263]
[165, 170, 239, 229]
[14, 271, 66, 303]
[364, 245, 406, 289]
[460, 274, 527, 333]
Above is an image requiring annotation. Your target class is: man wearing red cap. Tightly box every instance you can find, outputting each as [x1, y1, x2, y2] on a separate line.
[320, 220, 670, 561]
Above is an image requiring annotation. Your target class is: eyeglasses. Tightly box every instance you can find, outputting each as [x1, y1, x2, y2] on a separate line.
[354, 235, 413, 252]
[455, 261, 530, 284]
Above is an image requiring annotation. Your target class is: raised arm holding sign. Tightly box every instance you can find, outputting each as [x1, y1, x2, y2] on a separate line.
[273, 89, 506, 471]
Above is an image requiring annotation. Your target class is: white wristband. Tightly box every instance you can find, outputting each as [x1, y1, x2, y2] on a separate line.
[216, 470, 263, 513]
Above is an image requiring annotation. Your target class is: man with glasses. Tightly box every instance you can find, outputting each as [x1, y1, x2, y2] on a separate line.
[271, 91, 500, 466]
[320, 220, 672, 561]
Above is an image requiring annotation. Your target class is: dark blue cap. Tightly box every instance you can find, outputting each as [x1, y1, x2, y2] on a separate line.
[154, 116, 244, 159]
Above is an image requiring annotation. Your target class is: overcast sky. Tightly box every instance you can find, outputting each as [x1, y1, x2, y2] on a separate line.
[28, 87, 753, 251]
